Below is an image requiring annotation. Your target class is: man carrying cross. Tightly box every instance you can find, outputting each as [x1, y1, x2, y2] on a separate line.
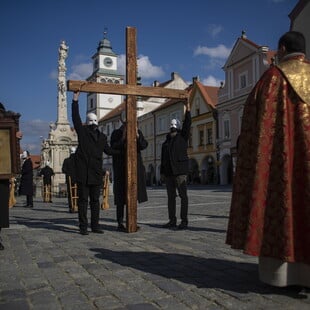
[67, 26, 188, 233]
[72, 91, 117, 235]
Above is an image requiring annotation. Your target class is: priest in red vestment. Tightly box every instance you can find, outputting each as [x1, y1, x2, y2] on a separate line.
[226, 31, 310, 288]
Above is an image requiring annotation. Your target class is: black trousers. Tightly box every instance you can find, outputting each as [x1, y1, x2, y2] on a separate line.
[66, 180, 72, 210]
[0, 180, 10, 228]
[116, 204, 125, 225]
[26, 195, 33, 206]
[77, 183, 101, 231]
[165, 175, 188, 223]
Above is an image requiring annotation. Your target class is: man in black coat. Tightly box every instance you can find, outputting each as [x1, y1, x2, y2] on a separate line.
[62, 147, 77, 213]
[72, 91, 116, 235]
[160, 101, 191, 230]
[39, 164, 54, 203]
[19, 150, 34, 208]
[111, 116, 148, 232]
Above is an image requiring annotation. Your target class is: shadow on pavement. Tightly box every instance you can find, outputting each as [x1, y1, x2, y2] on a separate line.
[90, 247, 308, 299]
[145, 223, 226, 233]
[11, 214, 119, 233]
[12, 215, 80, 233]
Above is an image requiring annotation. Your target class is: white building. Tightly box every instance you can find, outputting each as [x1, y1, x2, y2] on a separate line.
[217, 31, 275, 184]
[86, 31, 124, 119]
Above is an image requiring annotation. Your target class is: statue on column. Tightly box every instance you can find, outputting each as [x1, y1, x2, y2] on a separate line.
[58, 40, 68, 71]
[58, 41, 69, 110]
[41, 139, 50, 167]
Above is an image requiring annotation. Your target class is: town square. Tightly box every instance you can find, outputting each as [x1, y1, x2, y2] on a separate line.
[1, 0, 309, 309]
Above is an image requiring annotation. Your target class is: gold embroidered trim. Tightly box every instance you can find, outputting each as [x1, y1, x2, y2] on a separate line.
[277, 58, 310, 103]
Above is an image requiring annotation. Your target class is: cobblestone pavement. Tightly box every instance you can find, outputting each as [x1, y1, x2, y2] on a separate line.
[0, 185, 309, 310]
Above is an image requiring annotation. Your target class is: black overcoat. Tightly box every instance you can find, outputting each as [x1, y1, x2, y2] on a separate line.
[19, 158, 34, 195]
[39, 166, 54, 185]
[62, 154, 77, 183]
[72, 100, 115, 185]
[160, 111, 191, 176]
[0, 179, 10, 228]
[111, 124, 148, 206]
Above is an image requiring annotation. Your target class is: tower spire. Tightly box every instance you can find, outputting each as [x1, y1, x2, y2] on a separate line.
[103, 27, 108, 39]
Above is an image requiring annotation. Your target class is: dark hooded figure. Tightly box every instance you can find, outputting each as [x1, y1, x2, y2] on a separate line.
[39, 164, 54, 203]
[72, 91, 117, 235]
[19, 150, 34, 208]
[111, 117, 148, 232]
[62, 146, 77, 213]
[160, 101, 191, 230]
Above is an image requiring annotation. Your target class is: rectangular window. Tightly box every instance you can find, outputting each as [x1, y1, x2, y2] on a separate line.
[158, 116, 166, 132]
[240, 73, 247, 89]
[150, 122, 153, 135]
[199, 129, 204, 146]
[188, 128, 193, 147]
[207, 128, 213, 144]
[224, 120, 230, 139]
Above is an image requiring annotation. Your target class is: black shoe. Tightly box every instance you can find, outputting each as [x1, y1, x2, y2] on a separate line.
[0, 242, 4, 250]
[91, 229, 104, 234]
[177, 222, 188, 230]
[27, 205, 33, 208]
[117, 224, 126, 232]
[80, 229, 89, 235]
[162, 220, 177, 229]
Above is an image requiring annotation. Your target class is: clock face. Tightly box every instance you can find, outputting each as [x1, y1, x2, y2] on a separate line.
[104, 57, 113, 67]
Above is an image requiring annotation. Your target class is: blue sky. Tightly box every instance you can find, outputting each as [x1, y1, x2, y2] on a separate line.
[0, 0, 296, 154]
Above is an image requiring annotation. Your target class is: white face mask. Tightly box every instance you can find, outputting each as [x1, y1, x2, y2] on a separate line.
[170, 118, 180, 129]
[86, 113, 98, 126]
[21, 151, 28, 159]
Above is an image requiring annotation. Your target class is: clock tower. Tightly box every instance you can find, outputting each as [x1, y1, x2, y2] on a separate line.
[86, 31, 124, 120]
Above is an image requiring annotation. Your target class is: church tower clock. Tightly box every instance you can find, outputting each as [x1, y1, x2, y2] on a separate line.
[86, 31, 124, 120]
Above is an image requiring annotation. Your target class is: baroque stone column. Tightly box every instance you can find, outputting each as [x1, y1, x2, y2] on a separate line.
[57, 41, 69, 125]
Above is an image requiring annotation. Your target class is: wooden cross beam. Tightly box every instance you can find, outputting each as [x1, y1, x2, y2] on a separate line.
[67, 27, 188, 233]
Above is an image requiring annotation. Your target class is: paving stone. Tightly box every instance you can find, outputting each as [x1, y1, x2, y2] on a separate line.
[0, 186, 308, 309]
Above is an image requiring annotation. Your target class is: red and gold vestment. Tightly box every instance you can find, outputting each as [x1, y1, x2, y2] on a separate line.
[226, 55, 310, 265]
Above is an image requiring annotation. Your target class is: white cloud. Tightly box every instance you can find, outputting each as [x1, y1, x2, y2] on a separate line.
[49, 61, 93, 81]
[20, 119, 51, 154]
[137, 55, 165, 79]
[21, 119, 50, 135]
[117, 54, 165, 80]
[68, 63, 93, 80]
[64, 54, 164, 83]
[207, 24, 224, 38]
[194, 44, 231, 59]
[201, 75, 223, 87]
[20, 142, 39, 154]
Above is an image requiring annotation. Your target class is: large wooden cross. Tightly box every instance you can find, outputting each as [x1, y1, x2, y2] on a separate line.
[67, 27, 188, 233]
